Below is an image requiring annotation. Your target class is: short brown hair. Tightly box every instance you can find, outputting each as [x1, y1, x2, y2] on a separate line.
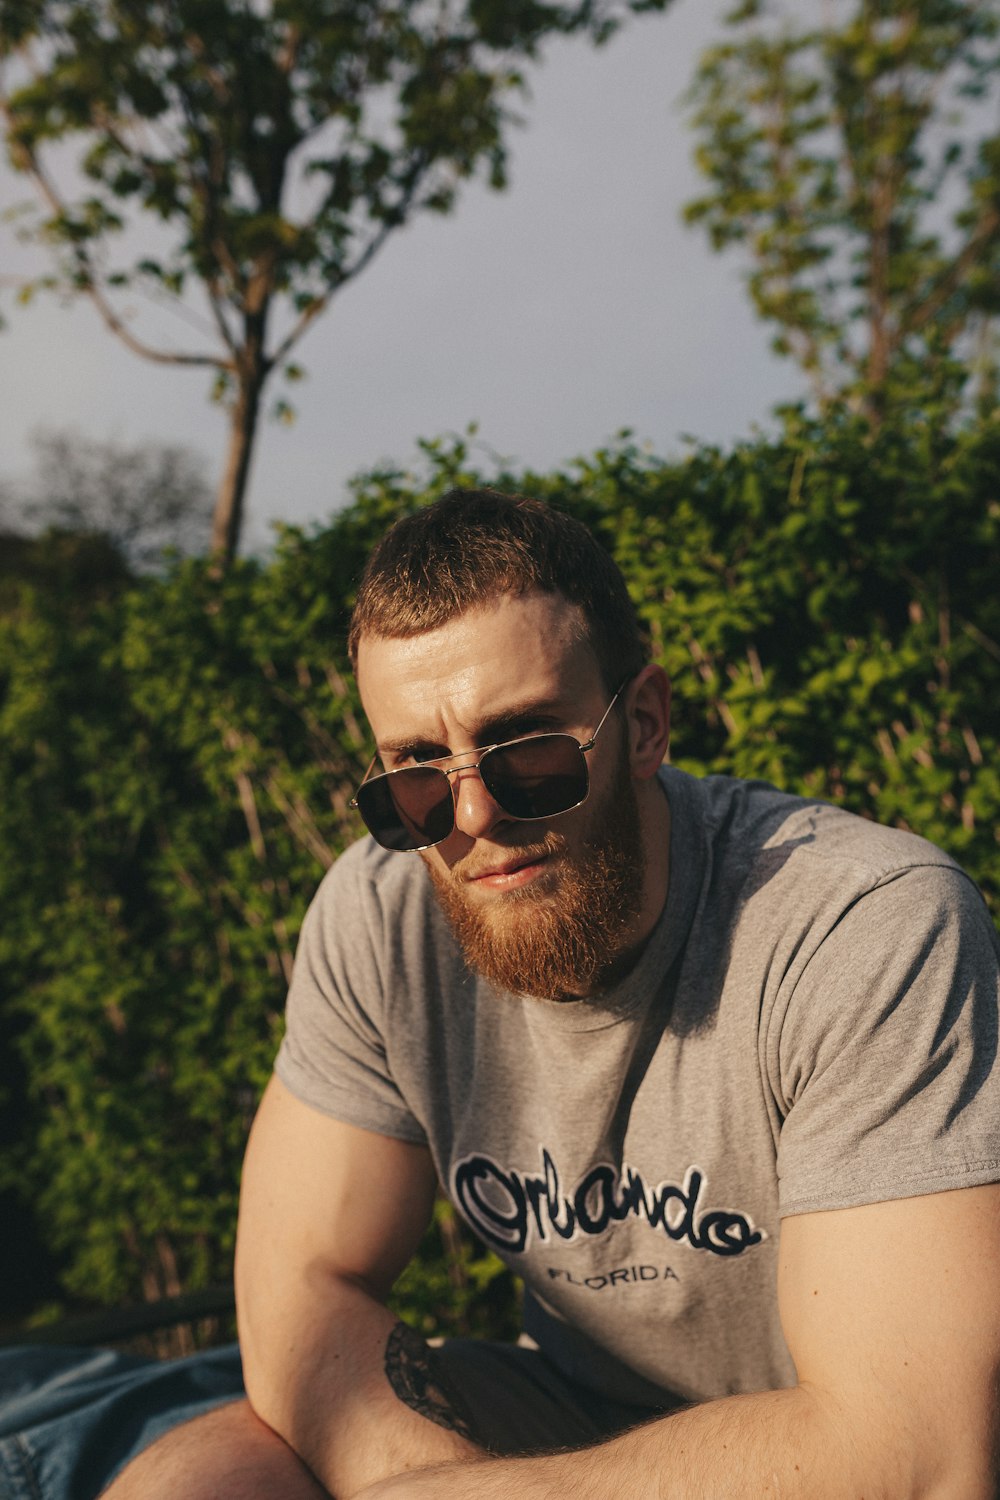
[347, 487, 647, 689]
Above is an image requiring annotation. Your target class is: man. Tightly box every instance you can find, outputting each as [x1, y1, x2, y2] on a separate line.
[14, 488, 1000, 1498]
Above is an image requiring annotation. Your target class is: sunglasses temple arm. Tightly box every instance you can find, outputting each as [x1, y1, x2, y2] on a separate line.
[349, 752, 380, 809]
[580, 677, 630, 751]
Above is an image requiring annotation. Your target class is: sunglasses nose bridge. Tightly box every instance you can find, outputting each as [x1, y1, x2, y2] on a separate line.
[440, 749, 485, 781]
[445, 750, 510, 835]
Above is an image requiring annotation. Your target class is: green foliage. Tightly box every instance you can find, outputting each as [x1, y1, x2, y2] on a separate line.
[684, 0, 1000, 427]
[2, 416, 998, 1337]
[0, 530, 372, 1316]
[389, 1199, 520, 1342]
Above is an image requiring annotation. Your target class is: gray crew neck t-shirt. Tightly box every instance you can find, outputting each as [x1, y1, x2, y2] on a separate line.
[275, 767, 1000, 1406]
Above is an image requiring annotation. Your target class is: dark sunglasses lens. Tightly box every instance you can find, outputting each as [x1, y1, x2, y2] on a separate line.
[357, 767, 454, 851]
[481, 735, 588, 819]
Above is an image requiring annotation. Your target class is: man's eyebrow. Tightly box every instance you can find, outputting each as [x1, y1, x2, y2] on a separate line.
[474, 701, 567, 744]
[377, 698, 570, 756]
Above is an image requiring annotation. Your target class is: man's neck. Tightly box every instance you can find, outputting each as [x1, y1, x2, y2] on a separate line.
[571, 774, 672, 1000]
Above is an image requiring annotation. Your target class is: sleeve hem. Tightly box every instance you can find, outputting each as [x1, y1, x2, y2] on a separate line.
[272, 1058, 428, 1146]
[779, 1158, 1000, 1219]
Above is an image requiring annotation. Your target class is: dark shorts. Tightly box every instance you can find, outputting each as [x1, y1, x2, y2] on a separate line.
[0, 1340, 666, 1500]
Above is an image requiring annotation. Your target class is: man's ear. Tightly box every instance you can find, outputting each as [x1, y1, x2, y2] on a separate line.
[626, 665, 671, 779]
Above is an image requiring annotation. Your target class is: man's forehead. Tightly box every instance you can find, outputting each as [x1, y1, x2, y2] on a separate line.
[355, 591, 589, 683]
[354, 592, 600, 734]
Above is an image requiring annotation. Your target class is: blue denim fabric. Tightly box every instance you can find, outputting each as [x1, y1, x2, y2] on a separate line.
[0, 1343, 243, 1500]
[0, 1336, 671, 1498]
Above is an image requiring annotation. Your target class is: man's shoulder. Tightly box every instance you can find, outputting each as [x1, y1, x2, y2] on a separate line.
[306, 834, 446, 951]
[671, 767, 964, 888]
[318, 833, 434, 900]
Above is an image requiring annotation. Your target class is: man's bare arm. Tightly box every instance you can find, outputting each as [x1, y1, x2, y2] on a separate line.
[352, 1183, 1000, 1499]
[236, 1075, 488, 1497]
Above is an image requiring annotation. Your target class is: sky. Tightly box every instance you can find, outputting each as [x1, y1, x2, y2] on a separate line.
[0, 0, 801, 554]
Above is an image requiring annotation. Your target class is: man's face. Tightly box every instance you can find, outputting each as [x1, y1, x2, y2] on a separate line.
[355, 590, 646, 1001]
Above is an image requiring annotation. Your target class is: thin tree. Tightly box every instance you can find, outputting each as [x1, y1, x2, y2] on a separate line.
[1, 0, 670, 560]
[684, 0, 1000, 428]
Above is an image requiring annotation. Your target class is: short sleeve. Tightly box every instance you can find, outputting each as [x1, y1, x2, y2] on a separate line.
[274, 848, 427, 1144]
[774, 864, 1000, 1216]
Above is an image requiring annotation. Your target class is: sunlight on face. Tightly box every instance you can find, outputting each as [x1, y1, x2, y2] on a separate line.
[356, 591, 645, 1000]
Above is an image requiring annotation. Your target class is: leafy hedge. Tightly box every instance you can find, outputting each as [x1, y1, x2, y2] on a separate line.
[2, 415, 997, 1337]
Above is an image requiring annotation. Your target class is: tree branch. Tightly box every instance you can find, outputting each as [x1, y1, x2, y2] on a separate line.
[903, 204, 1000, 341]
[264, 772, 336, 870]
[268, 165, 428, 368]
[4, 118, 226, 369]
[85, 270, 225, 369]
[202, 274, 240, 356]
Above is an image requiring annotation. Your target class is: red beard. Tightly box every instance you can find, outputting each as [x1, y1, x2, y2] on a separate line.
[424, 754, 645, 1002]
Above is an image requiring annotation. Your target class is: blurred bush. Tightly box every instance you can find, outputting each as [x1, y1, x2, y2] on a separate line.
[1, 412, 997, 1341]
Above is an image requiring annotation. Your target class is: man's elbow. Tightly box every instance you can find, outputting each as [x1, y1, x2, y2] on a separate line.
[801, 1377, 998, 1500]
[238, 1320, 288, 1438]
[889, 1414, 998, 1499]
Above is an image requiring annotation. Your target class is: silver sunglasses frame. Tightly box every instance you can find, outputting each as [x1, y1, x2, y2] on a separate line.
[350, 679, 629, 852]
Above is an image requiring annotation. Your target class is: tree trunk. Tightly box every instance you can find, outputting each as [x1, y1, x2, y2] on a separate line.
[212, 363, 266, 563]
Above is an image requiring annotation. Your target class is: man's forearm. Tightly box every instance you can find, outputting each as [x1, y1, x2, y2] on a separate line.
[241, 1276, 487, 1498]
[355, 1381, 938, 1500]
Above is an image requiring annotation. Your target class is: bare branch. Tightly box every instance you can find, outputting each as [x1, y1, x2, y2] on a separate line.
[903, 205, 1000, 342]
[84, 99, 239, 355]
[4, 117, 226, 369]
[203, 277, 239, 355]
[960, 616, 1000, 665]
[264, 677, 357, 766]
[264, 773, 336, 870]
[324, 664, 367, 751]
[85, 271, 226, 369]
[268, 168, 427, 368]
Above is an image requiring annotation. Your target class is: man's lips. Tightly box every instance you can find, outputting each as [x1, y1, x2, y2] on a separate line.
[461, 848, 553, 885]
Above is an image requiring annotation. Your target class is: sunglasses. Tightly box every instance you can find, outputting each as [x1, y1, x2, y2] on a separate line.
[350, 681, 628, 852]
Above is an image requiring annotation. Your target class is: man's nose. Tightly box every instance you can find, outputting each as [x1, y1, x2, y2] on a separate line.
[450, 763, 508, 840]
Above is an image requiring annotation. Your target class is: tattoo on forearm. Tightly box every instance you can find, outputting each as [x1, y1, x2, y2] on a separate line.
[383, 1320, 478, 1443]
